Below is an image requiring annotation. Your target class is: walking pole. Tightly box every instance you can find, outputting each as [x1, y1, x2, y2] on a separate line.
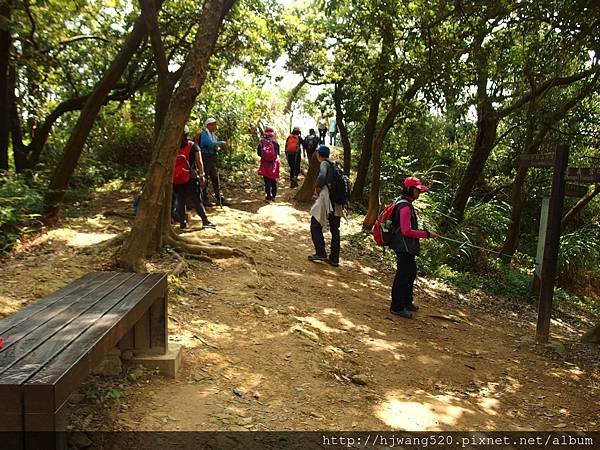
[216, 170, 223, 209]
[437, 235, 514, 259]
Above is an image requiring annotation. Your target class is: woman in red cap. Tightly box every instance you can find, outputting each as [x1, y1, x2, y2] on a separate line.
[257, 126, 280, 202]
[388, 176, 437, 318]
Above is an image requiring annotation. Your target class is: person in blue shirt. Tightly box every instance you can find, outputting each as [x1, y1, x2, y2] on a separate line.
[198, 117, 229, 206]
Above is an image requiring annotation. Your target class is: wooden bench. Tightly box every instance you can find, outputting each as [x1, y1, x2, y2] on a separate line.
[0, 271, 168, 449]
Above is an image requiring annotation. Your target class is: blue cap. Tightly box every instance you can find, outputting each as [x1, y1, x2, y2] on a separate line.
[317, 145, 330, 157]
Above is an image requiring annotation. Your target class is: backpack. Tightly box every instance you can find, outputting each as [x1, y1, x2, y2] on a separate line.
[372, 199, 409, 246]
[305, 135, 318, 152]
[173, 142, 193, 185]
[326, 161, 352, 207]
[285, 134, 300, 153]
[261, 138, 277, 162]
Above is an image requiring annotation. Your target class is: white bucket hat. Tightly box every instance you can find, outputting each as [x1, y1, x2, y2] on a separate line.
[205, 117, 217, 126]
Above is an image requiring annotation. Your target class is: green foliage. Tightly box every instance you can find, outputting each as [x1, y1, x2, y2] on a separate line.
[0, 173, 44, 252]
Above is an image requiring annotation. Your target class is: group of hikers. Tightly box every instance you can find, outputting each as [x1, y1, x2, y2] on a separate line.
[172, 117, 436, 320]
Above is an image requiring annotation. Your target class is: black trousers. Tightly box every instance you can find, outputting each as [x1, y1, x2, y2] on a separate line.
[173, 181, 209, 226]
[390, 252, 417, 312]
[201, 154, 221, 201]
[286, 152, 301, 181]
[310, 215, 341, 263]
[264, 177, 277, 199]
[318, 128, 327, 144]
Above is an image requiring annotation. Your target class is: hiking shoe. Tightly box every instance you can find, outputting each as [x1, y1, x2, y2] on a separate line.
[203, 222, 216, 229]
[327, 259, 339, 267]
[180, 222, 188, 230]
[390, 308, 413, 319]
[407, 303, 419, 312]
[264, 197, 272, 203]
[308, 254, 328, 262]
[204, 200, 214, 207]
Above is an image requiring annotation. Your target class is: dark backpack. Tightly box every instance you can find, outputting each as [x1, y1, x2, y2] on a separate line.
[326, 161, 352, 207]
[304, 135, 318, 152]
[173, 142, 193, 185]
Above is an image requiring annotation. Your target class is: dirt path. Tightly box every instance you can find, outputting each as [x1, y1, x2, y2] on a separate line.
[0, 175, 598, 433]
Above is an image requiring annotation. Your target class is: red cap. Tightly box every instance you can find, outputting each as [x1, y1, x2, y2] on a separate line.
[403, 176, 429, 192]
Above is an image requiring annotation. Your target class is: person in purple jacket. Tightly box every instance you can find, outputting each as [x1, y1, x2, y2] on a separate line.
[388, 176, 438, 318]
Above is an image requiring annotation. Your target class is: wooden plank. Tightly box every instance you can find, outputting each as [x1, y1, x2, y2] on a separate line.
[0, 272, 129, 376]
[149, 289, 168, 353]
[24, 274, 166, 417]
[565, 167, 600, 182]
[133, 309, 151, 353]
[565, 183, 589, 198]
[0, 272, 104, 334]
[519, 153, 555, 168]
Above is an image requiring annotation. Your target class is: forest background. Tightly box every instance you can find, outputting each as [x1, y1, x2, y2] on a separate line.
[0, 0, 598, 336]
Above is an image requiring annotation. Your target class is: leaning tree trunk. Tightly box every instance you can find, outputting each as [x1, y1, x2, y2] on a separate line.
[43, 5, 160, 222]
[118, 0, 234, 271]
[333, 83, 352, 175]
[295, 152, 320, 202]
[561, 184, 600, 231]
[362, 79, 422, 230]
[0, 2, 10, 172]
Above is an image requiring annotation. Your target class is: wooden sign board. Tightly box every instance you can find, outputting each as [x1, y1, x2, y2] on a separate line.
[519, 153, 555, 167]
[565, 167, 600, 183]
[565, 183, 589, 198]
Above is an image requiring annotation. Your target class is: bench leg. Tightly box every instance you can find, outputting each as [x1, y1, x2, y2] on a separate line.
[118, 291, 167, 355]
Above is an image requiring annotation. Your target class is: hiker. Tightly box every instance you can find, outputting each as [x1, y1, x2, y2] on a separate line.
[172, 126, 215, 230]
[328, 116, 337, 146]
[257, 126, 280, 202]
[316, 109, 329, 144]
[308, 145, 343, 267]
[303, 128, 319, 161]
[388, 176, 437, 318]
[284, 126, 303, 188]
[199, 117, 230, 206]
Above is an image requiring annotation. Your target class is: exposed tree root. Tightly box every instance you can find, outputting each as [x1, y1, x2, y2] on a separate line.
[167, 248, 188, 276]
[166, 234, 243, 258]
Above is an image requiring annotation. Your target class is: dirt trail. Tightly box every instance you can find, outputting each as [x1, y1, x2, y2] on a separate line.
[0, 175, 598, 433]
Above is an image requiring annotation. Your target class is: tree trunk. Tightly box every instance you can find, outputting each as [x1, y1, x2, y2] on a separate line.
[333, 83, 352, 175]
[0, 2, 10, 172]
[118, 0, 233, 271]
[139, 0, 174, 143]
[350, 23, 394, 203]
[351, 90, 380, 202]
[8, 66, 28, 173]
[43, 5, 159, 221]
[295, 152, 320, 202]
[501, 88, 592, 258]
[362, 79, 422, 231]
[447, 100, 497, 226]
[283, 78, 307, 115]
[561, 184, 600, 231]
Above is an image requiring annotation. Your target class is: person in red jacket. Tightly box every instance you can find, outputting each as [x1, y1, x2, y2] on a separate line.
[388, 176, 438, 318]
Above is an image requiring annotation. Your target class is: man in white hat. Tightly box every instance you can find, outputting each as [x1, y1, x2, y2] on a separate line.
[198, 117, 229, 206]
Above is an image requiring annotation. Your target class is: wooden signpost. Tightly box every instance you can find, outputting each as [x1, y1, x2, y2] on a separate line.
[518, 146, 566, 342]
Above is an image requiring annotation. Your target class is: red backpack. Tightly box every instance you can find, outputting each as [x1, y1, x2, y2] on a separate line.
[285, 134, 300, 153]
[173, 142, 193, 185]
[372, 199, 408, 246]
[261, 138, 277, 162]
